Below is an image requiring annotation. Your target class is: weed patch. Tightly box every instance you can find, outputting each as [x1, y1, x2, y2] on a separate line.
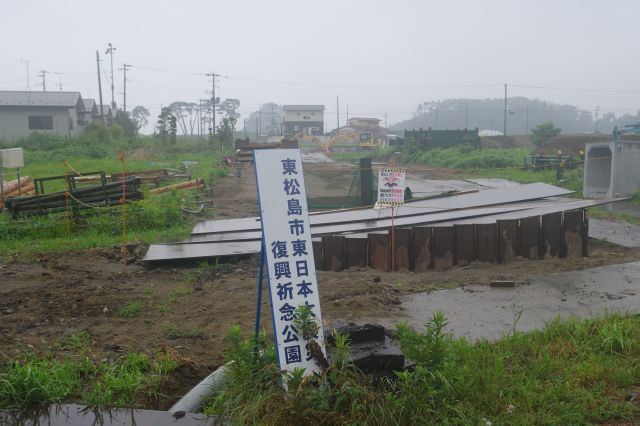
[204, 313, 640, 425]
[166, 327, 204, 340]
[118, 302, 142, 318]
[0, 351, 180, 410]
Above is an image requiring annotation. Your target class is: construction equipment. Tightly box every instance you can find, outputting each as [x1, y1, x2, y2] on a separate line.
[613, 123, 640, 143]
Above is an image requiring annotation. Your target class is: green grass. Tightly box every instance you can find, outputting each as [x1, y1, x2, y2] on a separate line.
[165, 327, 204, 339]
[0, 130, 233, 260]
[401, 146, 532, 169]
[57, 331, 93, 352]
[118, 302, 142, 318]
[83, 352, 179, 406]
[0, 357, 89, 409]
[156, 304, 174, 314]
[204, 312, 640, 425]
[168, 287, 192, 303]
[0, 339, 180, 410]
[0, 333, 179, 410]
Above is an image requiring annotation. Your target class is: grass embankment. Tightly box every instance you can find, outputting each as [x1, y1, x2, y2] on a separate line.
[0, 332, 180, 409]
[206, 313, 640, 425]
[0, 131, 230, 258]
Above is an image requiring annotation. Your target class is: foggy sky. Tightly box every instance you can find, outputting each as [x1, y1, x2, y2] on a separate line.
[2, 0, 639, 132]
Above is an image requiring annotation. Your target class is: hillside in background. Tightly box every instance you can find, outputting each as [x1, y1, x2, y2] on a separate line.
[391, 97, 640, 135]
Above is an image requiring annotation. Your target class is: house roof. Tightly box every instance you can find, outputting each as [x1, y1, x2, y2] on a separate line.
[283, 105, 325, 111]
[83, 98, 96, 112]
[0, 91, 84, 110]
[348, 117, 380, 122]
[95, 103, 111, 115]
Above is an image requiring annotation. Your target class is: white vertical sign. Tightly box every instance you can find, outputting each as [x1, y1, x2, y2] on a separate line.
[376, 168, 406, 207]
[254, 149, 325, 375]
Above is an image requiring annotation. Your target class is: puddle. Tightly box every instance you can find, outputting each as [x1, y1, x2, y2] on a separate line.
[0, 404, 218, 426]
[400, 262, 640, 341]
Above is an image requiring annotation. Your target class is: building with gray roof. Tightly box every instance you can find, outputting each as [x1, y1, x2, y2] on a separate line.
[0, 91, 89, 141]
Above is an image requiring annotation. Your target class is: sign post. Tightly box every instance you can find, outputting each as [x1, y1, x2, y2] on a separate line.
[375, 167, 406, 271]
[254, 149, 326, 376]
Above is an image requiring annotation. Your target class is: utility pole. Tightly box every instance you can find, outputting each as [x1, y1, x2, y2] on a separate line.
[384, 113, 388, 128]
[435, 103, 439, 130]
[503, 83, 508, 136]
[525, 105, 529, 135]
[20, 59, 31, 91]
[346, 104, 349, 122]
[105, 43, 117, 110]
[198, 99, 203, 138]
[38, 69, 49, 92]
[595, 105, 600, 133]
[119, 64, 131, 113]
[258, 104, 262, 138]
[465, 102, 469, 128]
[205, 72, 219, 135]
[96, 50, 106, 125]
[256, 104, 260, 142]
[336, 96, 340, 133]
[54, 73, 63, 91]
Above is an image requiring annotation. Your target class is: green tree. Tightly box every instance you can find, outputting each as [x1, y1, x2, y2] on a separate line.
[114, 110, 138, 137]
[218, 98, 241, 121]
[531, 121, 561, 146]
[169, 101, 199, 136]
[155, 107, 175, 146]
[217, 117, 237, 144]
[131, 106, 150, 133]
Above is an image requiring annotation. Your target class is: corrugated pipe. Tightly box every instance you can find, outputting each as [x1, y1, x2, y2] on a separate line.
[170, 362, 232, 413]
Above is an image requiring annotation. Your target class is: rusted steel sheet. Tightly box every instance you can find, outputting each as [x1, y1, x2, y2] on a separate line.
[190, 183, 574, 235]
[369, 232, 390, 272]
[411, 227, 433, 272]
[563, 210, 584, 259]
[345, 234, 368, 269]
[541, 212, 562, 258]
[312, 238, 323, 271]
[476, 223, 497, 263]
[433, 227, 454, 270]
[392, 228, 411, 271]
[497, 219, 519, 264]
[520, 216, 541, 260]
[454, 224, 475, 266]
[322, 236, 346, 272]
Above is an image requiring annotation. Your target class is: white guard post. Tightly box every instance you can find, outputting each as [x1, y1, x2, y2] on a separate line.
[254, 149, 326, 376]
[375, 167, 406, 208]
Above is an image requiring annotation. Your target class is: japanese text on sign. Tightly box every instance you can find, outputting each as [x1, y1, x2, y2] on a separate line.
[376, 168, 405, 207]
[254, 149, 326, 375]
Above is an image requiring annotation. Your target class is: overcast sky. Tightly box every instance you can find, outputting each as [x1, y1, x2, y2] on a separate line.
[2, 0, 638, 131]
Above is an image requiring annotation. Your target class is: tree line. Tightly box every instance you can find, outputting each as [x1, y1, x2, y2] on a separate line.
[392, 97, 640, 135]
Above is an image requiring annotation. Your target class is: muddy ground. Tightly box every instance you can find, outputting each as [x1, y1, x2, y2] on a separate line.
[1, 161, 639, 409]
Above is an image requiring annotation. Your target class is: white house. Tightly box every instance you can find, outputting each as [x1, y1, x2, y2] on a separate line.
[282, 105, 325, 136]
[0, 91, 87, 141]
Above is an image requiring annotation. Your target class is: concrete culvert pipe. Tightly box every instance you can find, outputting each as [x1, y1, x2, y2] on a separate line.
[170, 363, 232, 414]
